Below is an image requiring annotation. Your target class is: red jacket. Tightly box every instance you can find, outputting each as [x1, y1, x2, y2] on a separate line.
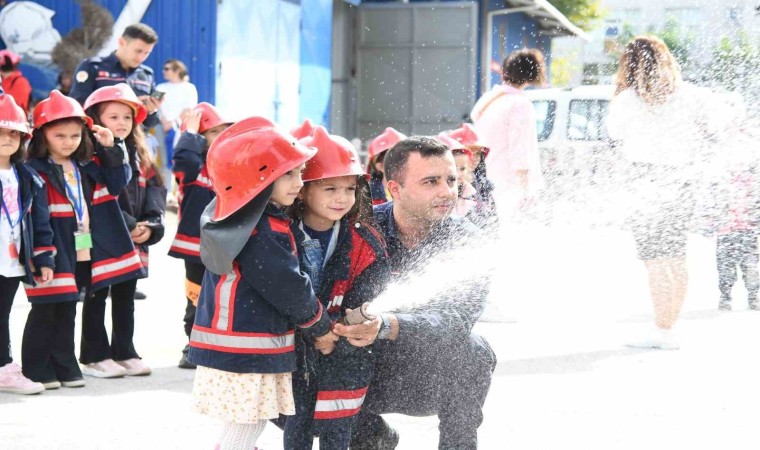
[1, 71, 31, 113]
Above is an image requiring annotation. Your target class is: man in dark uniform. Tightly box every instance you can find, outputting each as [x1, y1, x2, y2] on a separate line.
[334, 137, 497, 450]
[70, 23, 162, 129]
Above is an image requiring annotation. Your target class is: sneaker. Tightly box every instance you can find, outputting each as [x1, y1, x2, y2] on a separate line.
[719, 297, 732, 311]
[61, 377, 86, 388]
[42, 380, 61, 390]
[0, 363, 45, 395]
[134, 289, 147, 300]
[626, 327, 680, 350]
[82, 359, 128, 378]
[178, 344, 196, 369]
[115, 358, 151, 376]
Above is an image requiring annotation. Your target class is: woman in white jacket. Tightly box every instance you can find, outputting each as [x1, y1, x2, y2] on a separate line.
[607, 36, 725, 349]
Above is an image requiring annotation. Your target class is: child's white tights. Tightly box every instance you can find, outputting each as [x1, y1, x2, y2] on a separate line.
[219, 420, 266, 450]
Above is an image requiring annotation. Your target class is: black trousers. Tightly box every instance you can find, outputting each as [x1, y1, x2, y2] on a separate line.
[717, 230, 759, 298]
[0, 275, 22, 367]
[21, 262, 90, 382]
[80, 278, 140, 363]
[350, 333, 496, 450]
[183, 261, 204, 337]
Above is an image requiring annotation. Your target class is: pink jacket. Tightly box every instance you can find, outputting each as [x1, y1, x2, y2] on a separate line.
[470, 85, 543, 195]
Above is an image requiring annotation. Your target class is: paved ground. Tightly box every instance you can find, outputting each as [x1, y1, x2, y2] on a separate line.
[2, 210, 759, 449]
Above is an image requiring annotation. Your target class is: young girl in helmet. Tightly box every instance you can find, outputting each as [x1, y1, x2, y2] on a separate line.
[78, 83, 167, 378]
[0, 95, 55, 395]
[437, 133, 479, 221]
[169, 102, 232, 369]
[284, 126, 390, 450]
[447, 124, 497, 229]
[366, 127, 406, 206]
[187, 117, 336, 449]
[22, 90, 133, 389]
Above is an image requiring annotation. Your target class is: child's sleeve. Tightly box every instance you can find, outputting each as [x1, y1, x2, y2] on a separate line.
[94, 139, 131, 195]
[141, 171, 168, 246]
[29, 179, 56, 271]
[172, 132, 207, 184]
[240, 231, 332, 338]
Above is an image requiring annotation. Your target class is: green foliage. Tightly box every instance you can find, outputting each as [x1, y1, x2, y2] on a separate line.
[710, 32, 760, 92]
[550, 0, 605, 32]
[551, 52, 579, 87]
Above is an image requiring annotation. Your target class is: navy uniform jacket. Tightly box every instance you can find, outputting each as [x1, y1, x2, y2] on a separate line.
[168, 132, 214, 264]
[290, 216, 390, 434]
[0, 163, 56, 285]
[117, 144, 167, 276]
[24, 142, 140, 302]
[70, 52, 159, 128]
[367, 202, 492, 408]
[188, 205, 332, 374]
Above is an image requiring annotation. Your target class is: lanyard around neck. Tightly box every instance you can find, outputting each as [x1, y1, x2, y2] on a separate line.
[62, 163, 85, 224]
[0, 166, 22, 231]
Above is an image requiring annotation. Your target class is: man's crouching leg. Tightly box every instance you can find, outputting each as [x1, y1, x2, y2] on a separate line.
[438, 333, 496, 450]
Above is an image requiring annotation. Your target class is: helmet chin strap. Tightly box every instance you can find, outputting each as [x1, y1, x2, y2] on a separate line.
[199, 184, 274, 276]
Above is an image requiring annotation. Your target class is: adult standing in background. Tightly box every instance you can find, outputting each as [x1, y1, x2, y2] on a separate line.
[0, 50, 32, 113]
[606, 36, 729, 349]
[470, 48, 546, 226]
[156, 58, 198, 183]
[70, 24, 163, 129]
[157, 59, 198, 133]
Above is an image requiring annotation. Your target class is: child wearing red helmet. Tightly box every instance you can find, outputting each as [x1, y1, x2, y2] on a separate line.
[169, 102, 233, 369]
[0, 95, 54, 395]
[79, 83, 167, 378]
[22, 90, 133, 389]
[447, 124, 497, 228]
[284, 126, 390, 450]
[366, 127, 406, 206]
[187, 117, 335, 449]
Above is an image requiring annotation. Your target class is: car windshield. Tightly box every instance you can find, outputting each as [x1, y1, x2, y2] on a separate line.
[532, 100, 556, 142]
[568, 100, 609, 141]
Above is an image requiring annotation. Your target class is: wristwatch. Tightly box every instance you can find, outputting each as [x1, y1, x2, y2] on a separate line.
[377, 314, 391, 340]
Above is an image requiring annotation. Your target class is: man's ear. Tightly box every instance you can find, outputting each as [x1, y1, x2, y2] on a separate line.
[386, 180, 401, 200]
[117, 36, 127, 50]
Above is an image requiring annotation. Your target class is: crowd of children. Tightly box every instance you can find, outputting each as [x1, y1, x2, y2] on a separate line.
[0, 83, 166, 394]
[2, 64, 757, 450]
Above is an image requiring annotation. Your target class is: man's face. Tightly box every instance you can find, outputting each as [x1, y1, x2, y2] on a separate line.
[389, 152, 458, 225]
[116, 37, 154, 69]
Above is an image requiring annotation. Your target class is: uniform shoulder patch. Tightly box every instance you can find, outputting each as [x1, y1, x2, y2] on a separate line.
[76, 70, 89, 82]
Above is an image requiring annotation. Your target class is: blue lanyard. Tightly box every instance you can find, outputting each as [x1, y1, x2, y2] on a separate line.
[63, 164, 84, 225]
[0, 166, 22, 233]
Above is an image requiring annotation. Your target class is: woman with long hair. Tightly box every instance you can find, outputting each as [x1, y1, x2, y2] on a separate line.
[607, 36, 728, 349]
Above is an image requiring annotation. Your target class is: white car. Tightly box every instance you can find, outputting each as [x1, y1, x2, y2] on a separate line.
[526, 85, 617, 185]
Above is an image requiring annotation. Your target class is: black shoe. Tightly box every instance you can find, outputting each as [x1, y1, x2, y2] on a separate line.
[134, 290, 147, 300]
[178, 345, 196, 369]
[349, 425, 399, 450]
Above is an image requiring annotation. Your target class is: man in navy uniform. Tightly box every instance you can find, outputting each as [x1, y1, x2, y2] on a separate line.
[70, 23, 162, 129]
[334, 137, 497, 450]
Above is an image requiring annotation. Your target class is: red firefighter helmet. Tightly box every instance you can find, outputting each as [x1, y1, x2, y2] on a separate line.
[33, 90, 93, 129]
[83, 83, 148, 124]
[367, 127, 407, 162]
[300, 126, 366, 183]
[436, 132, 471, 154]
[206, 116, 317, 221]
[290, 118, 315, 139]
[447, 123, 489, 156]
[0, 95, 31, 140]
[181, 102, 232, 134]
